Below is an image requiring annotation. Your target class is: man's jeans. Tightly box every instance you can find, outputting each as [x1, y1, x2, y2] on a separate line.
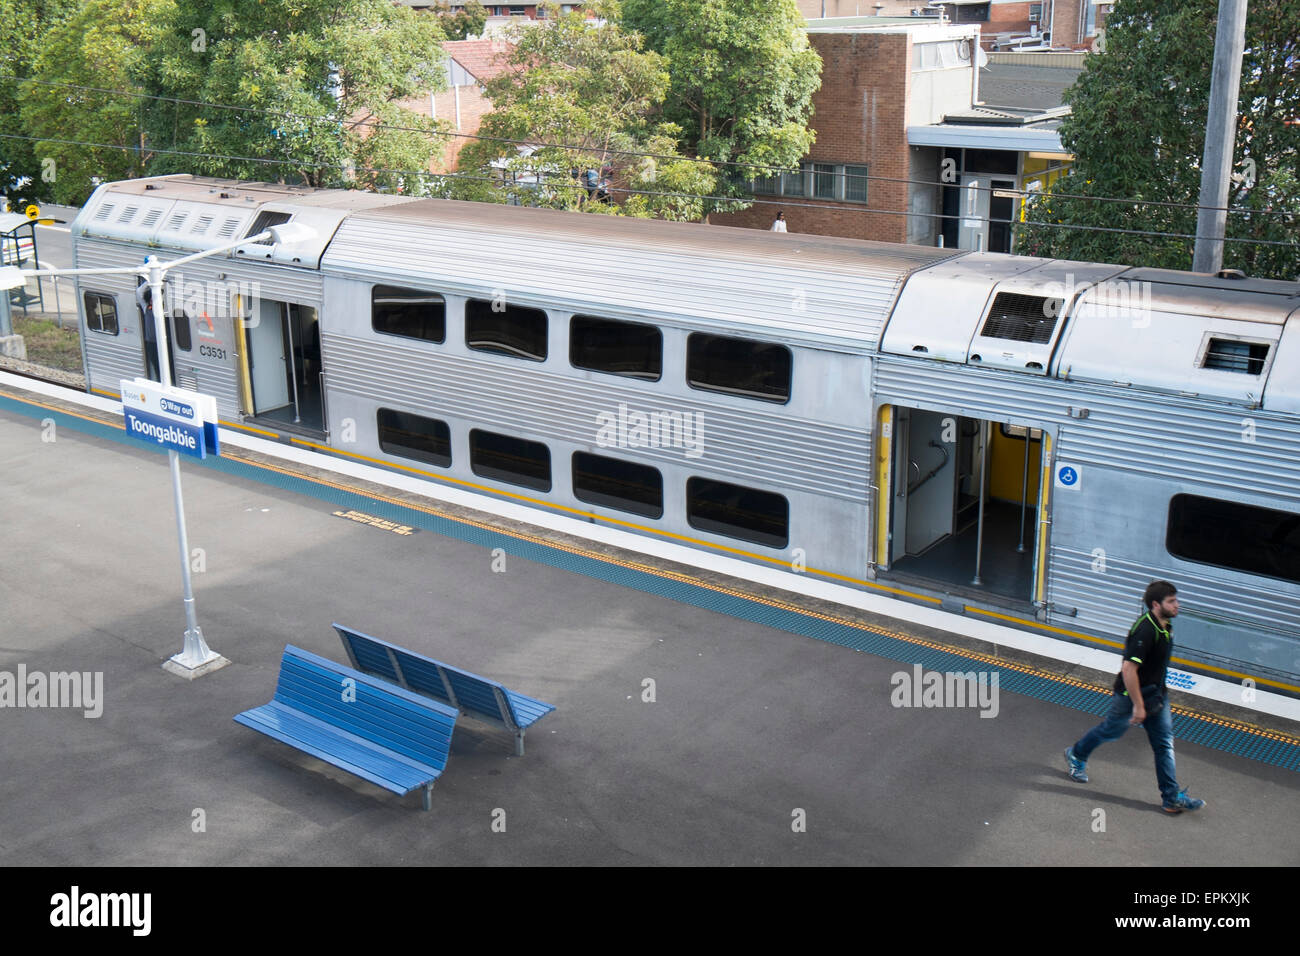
[1072, 687, 1178, 802]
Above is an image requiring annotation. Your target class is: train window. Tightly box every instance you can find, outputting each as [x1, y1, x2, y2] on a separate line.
[686, 477, 788, 549]
[572, 452, 663, 519]
[466, 298, 547, 361]
[980, 292, 1061, 344]
[170, 311, 192, 352]
[372, 286, 446, 344]
[470, 429, 551, 491]
[84, 292, 119, 335]
[1200, 337, 1270, 375]
[570, 316, 662, 380]
[687, 333, 791, 403]
[1166, 494, 1300, 585]
[377, 408, 452, 468]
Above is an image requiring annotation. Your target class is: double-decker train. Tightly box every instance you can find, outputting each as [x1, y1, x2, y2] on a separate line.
[67, 174, 1300, 694]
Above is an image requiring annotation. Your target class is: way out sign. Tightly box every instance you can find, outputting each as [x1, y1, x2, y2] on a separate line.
[120, 378, 219, 460]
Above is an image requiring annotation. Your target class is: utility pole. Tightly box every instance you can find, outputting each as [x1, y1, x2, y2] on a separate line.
[1192, 0, 1248, 274]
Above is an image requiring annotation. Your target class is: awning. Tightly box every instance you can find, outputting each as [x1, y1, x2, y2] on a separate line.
[907, 124, 1068, 153]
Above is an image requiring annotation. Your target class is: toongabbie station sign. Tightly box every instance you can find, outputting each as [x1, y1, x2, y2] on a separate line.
[119, 378, 219, 460]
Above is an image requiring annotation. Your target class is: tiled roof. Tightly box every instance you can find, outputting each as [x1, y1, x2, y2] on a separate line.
[443, 39, 517, 82]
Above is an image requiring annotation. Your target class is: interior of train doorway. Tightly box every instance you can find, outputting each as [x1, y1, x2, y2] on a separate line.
[879, 407, 1047, 603]
[237, 296, 324, 435]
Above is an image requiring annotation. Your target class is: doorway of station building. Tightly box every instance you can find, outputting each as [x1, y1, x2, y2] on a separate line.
[237, 297, 324, 434]
[879, 407, 1046, 603]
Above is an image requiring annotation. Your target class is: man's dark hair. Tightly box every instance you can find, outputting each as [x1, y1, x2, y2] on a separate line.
[1142, 580, 1177, 612]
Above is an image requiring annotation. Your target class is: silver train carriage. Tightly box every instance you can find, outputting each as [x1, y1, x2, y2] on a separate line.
[70, 175, 1300, 695]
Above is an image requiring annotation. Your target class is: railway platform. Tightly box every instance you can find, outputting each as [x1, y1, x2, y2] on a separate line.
[0, 376, 1297, 867]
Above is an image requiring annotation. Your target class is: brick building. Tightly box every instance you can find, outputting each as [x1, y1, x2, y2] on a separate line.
[712, 21, 1079, 254]
[795, 1, 1111, 50]
[393, 39, 517, 172]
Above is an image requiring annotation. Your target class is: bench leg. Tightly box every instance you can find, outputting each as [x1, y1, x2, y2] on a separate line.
[515, 731, 525, 757]
[423, 782, 433, 811]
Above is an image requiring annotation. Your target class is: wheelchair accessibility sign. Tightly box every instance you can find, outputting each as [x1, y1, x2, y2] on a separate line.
[1054, 463, 1083, 491]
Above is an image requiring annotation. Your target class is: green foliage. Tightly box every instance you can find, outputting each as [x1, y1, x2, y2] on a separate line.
[623, 0, 821, 208]
[0, 0, 78, 206]
[19, 0, 174, 206]
[433, 0, 488, 42]
[143, 0, 450, 191]
[1015, 0, 1300, 280]
[453, 0, 718, 218]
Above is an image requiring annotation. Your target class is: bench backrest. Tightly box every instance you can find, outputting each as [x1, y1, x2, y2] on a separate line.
[276, 645, 457, 772]
[334, 624, 518, 730]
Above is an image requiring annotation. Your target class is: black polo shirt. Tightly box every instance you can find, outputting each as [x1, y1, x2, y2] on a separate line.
[1113, 612, 1173, 694]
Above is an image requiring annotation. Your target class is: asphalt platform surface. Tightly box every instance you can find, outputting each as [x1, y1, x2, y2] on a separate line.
[1, 402, 1297, 867]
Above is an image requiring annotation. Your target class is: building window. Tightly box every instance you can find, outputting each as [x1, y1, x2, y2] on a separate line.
[470, 428, 551, 491]
[752, 162, 868, 204]
[687, 477, 789, 549]
[570, 315, 662, 380]
[84, 292, 118, 335]
[377, 408, 452, 468]
[466, 298, 547, 361]
[955, 2, 990, 23]
[170, 311, 192, 351]
[1029, 2, 1043, 21]
[572, 452, 664, 519]
[373, 285, 446, 344]
[1167, 494, 1300, 585]
[687, 332, 791, 404]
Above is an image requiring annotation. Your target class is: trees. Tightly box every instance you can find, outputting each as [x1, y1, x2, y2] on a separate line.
[1015, 0, 1300, 280]
[434, 1, 488, 42]
[622, 0, 821, 204]
[143, 0, 449, 192]
[0, 0, 78, 206]
[452, 0, 715, 219]
[19, 0, 174, 206]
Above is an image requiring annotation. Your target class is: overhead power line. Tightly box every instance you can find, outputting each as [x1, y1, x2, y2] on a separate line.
[6, 75, 1297, 222]
[4, 131, 1296, 250]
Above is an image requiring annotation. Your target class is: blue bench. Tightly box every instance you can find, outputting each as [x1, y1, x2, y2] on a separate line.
[234, 645, 458, 811]
[335, 624, 555, 757]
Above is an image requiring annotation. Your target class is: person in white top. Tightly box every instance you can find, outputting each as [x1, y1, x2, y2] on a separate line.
[770, 212, 787, 232]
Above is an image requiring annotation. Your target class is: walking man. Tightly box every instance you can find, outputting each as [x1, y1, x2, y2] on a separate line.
[770, 211, 788, 233]
[1064, 581, 1206, 813]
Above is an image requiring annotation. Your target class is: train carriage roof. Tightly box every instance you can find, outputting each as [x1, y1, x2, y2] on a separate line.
[320, 197, 964, 352]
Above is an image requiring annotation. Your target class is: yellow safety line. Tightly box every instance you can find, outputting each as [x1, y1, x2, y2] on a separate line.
[8, 384, 1300, 702]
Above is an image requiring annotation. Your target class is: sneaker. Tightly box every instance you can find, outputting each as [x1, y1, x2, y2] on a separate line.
[1162, 790, 1206, 813]
[1064, 747, 1088, 783]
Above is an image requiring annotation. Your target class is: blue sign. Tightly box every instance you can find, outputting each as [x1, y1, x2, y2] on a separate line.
[1058, 465, 1078, 486]
[124, 407, 207, 459]
[120, 378, 219, 458]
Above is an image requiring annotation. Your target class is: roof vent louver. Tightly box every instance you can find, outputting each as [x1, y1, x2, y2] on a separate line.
[244, 211, 293, 245]
[93, 204, 115, 222]
[166, 213, 187, 231]
[979, 292, 1062, 344]
[217, 218, 241, 239]
[141, 209, 163, 229]
[190, 215, 215, 235]
[118, 205, 140, 224]
[1203, 338, 1269, 375]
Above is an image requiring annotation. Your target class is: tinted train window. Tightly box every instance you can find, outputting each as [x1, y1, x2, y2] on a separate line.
[170, 311, 192, 351]
[687, 333, 791, 403]
[377, 408, 452, 468]
[470, 429, 551, 491]
[687, 477, 788, 549]
[84, 292, 118, 335]
[570, 315, 662, 380]
[466, 298, 547, 361]
[1167, 494, 1300, 585]
[373, 286, 446, 343]
[573, 452, 663, 518]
